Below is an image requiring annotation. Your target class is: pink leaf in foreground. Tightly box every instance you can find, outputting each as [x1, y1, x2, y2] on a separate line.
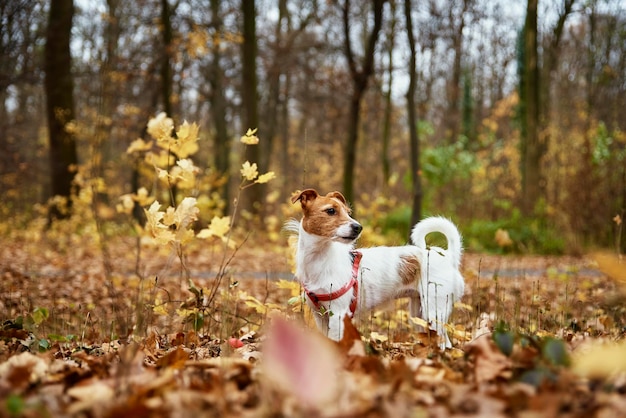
[262, 315, 342, 407]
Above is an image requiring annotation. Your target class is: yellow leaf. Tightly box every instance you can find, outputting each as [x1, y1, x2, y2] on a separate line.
[173, 197, 199, 229]
[134, 187, 154, 206]
[409, 316, 430, 329]
[176, 121, 199, 143]
[197, 216, 231, 240]
[240, 161, 258, 181]
[172, 159, 198, 188]
[145, 201, 164, 223]
[147, 112, 174, 141]
[275, 279, 299, 290]
[275, 279, 301, 297]
[163, 206, 176, 226]
[146, 150, 174, 168]
[153, 294, 169, 316]
[156, 167, 169, 181]
[240, 128, 259, 145]
[369, 331, 388, 342]
[255, 171, 276, 184]
[454, 302, 473, 312]
[144, 201, 176, 244]
[177, 228, 196, 244]
[572, 341, 626, 379]
[244, 295, 267, 314]
[592, 252, 626, 287]
[126, 138, 153, 154]
[117, 194, 134, 214]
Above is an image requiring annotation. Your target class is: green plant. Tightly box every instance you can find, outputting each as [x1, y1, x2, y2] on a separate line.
[464, 209, 565, 254]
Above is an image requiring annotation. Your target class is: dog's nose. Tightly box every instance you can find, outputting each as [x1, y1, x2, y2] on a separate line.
[351, 223, 363, 236]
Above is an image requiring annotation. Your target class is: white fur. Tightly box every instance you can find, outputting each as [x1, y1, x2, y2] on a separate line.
[290, 214, 465, 349]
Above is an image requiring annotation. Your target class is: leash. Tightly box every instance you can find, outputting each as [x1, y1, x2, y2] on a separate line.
[304, 250, 362, 316]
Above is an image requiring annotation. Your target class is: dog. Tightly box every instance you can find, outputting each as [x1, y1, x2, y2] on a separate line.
[287, 189, 465, 349]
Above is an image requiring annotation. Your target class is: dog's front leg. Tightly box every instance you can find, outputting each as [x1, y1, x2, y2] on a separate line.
[318, 310, 349, 341]
[313, 312, 330, 338]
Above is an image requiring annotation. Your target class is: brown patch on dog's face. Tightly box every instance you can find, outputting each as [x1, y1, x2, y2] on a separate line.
[291, 189, 361, 240]
[399, 255, 420, 285]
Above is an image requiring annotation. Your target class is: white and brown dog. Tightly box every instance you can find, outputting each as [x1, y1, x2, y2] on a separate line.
[287, 189, 465, 349]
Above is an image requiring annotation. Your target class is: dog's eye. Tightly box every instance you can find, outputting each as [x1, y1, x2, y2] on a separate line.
[325, 207, 336, 215]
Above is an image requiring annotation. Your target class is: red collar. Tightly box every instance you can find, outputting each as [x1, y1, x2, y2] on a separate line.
[304, 251, 362, 316]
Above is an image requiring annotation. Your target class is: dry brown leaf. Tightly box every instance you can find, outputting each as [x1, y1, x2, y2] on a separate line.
[338, 314, 366, 357]
[465, 333, 512, 383]
[67, 380, 115, 414]
[157, 346, 189, 369]
[0, 351, 49, 391]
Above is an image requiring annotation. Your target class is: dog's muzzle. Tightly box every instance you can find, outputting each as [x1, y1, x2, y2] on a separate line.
[336, 221, 362, 242]
[350, 222, 363, 237]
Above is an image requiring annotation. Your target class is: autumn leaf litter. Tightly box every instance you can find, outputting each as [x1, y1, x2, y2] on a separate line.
[1, 237, 626, 417]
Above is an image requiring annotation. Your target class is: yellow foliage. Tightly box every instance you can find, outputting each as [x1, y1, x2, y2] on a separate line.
[572, 341, 626, 379]
[255, 171, 276, 184]
[275, 279, 300, 297]
[169, 158, 199, 189]
[153, 293, 170, 316]
[495, 229, 513, 247]
[126, 138, 153, 154]
[187, 29, 210, 58]
[144, 198, 199, 246]
[147, 112, 174, 142]
[197, 215, 231, 242]
[591, 252, 626, 288]
[243, 295, 283, 315]
[145, 150, 174, 168]
[240, 128, 259, 145]
[240, 161, 258, 181]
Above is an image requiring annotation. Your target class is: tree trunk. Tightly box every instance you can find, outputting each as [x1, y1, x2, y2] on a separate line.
[445, 0, 469, 144]
[160, 0, 177, 207]
[381, 0, 396, 187]
[542, 0, 575, 208]
[341, 0, 385, 204]
[521, 0, 541, 217]
[241, 0, 262, 214]
[160, 0, 173, 117]
[209, 0, 231, 212]
[45, 0, 78, 221]
[405, 0, 421, 228]
[93, 0, 120, 193]
[581, 7, 596, 242]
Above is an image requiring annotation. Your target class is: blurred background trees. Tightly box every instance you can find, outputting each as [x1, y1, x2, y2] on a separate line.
[0, 0, 624, 253]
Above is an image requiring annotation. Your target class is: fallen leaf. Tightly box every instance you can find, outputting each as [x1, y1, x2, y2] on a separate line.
[338, 314, 364, 356]
[67, 380, 115, 414]
[0, 352, 48, 391]
[465, 333, 512, 383]
[572, 341, 626, 379]
[591, 252, 626, 287]
[228, 338, 244, 349]
[157, 346, 189, 369]
[262, 314, 342, 408]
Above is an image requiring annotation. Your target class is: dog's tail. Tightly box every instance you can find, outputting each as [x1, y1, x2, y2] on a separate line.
[411, 217, 463, 269]
[283, 218, 301, 235]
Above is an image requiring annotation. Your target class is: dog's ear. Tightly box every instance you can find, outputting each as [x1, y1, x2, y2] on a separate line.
[291, 189, 318, 206]
[327, 191, 347, 205]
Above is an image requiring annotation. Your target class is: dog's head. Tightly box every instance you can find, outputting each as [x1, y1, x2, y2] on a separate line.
[291, 189, 362, 243]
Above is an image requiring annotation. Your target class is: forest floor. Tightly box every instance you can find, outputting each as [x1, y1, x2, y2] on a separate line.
[1, 234, 626, 417]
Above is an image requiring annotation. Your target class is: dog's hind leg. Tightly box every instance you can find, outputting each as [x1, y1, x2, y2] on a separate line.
[408, 296, 426, 333]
